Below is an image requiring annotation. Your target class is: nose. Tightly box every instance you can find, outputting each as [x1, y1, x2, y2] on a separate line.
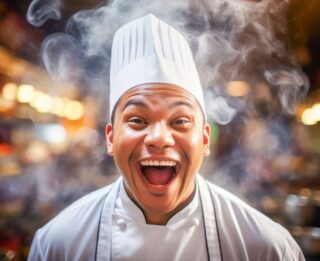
[144, 121, 175, 149]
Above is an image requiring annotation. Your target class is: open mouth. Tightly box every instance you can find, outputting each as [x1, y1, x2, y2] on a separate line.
[140, 160, 177, 186]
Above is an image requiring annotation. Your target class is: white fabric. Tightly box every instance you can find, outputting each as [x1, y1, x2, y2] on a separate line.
[197, 175, 222, 260]
[28, 175, 305, 261]
[111, 183, 208, 261]
[109, 14, 206, 117]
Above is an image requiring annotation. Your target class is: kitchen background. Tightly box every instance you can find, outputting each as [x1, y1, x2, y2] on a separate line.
[0, 0, 319, 260]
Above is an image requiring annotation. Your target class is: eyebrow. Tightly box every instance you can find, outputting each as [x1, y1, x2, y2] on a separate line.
[169, 101, 193, 109]
[121, 98, 194, 112]
[122, 98, 149, 112]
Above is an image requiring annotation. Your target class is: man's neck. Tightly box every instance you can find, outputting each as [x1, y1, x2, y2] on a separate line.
[143, 189, 197, 225]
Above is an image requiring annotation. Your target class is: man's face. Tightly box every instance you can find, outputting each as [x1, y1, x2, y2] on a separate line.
[106, 83, 210, 223]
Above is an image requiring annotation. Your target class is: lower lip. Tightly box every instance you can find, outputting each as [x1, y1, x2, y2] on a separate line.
[139, 167, 178, 195]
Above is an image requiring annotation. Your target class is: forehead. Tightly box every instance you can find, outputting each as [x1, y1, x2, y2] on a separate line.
[117, 83, 201, 111]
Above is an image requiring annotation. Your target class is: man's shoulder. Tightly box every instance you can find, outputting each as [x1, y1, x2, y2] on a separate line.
[207, 180, 285, 232]
[28, 182, 117, 260]
[47, 182, 115, 226]
[204, 179, 303, 260]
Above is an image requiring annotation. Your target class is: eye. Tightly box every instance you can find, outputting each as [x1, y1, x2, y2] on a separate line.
[172, 118, 191, 125]
[128, 117, 147, 125]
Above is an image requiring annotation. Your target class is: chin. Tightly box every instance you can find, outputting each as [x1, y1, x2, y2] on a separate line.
[138, 193, 180, 214]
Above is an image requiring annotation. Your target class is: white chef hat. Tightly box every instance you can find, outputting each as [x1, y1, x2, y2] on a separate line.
[109, 14, 206, 118]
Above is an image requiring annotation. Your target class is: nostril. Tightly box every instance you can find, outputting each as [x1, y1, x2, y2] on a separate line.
[144, 122, 175, 148]
[144, 136, 175, 148]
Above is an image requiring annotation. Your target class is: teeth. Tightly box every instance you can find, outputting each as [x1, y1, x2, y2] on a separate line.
[140, 160, 176, 167]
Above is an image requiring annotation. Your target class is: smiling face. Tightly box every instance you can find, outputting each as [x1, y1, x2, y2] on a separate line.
[106, 83, 210, 224]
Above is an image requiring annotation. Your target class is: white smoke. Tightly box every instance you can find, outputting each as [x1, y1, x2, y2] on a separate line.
[25, 0, 312, 212]
[264, 68, 309, 114]
[26, 0, 309, 123]
[27, 0, 62, 27]
[41, 33, 84, 82]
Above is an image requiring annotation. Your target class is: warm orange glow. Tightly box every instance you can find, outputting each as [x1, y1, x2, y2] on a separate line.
[29, 91, 41, 108]
[311, 103, 320, 121]
[63, 100, 84, 120]
[0, 143, 12, 156]
[17, 84, 35, 103]
[301, 107, 318, 125]
[31, 92, 53, 113]
[0, 98, 15, 111]
[50, 96, 65, 116]
[2, 82, 18, 101]
[226, 81, 249, 97]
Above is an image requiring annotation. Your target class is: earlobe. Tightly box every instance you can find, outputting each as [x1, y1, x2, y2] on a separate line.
[203, 123, 211, 156]
[105, 123, 114, 156]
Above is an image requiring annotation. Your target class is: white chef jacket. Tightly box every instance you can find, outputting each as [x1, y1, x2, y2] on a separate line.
[28, 174, 305, 261]
[111, 182, 208, 260]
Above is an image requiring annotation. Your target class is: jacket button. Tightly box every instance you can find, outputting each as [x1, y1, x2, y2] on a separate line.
[116, 219, 127, 231]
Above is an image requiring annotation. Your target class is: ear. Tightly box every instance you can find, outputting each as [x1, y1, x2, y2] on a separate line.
[105, 123, 114, 156]
[203, 123, 211, 156]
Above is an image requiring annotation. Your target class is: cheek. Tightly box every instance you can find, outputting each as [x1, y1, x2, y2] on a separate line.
[183, 131, 204, 153]
[115, 126, 142, 145]
[180, 131, 205, 170]
[113, 127, 146, 161]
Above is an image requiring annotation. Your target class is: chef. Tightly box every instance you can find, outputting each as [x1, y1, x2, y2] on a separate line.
[28, 14, 305, 261]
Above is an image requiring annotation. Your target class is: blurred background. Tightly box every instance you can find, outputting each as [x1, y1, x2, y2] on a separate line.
[0, 0, 319, 260]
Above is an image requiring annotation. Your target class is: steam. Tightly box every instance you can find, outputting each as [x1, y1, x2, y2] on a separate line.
[26, 0, 309, 123]
[205, 92, 237, 125]
[27, 0, 62, 26]
[41, 33, 84, 82]
[25, 0, 311, 211]
[264, 68, 309, 114]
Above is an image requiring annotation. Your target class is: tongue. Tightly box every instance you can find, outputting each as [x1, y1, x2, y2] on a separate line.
[143, 167, 173, 185]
